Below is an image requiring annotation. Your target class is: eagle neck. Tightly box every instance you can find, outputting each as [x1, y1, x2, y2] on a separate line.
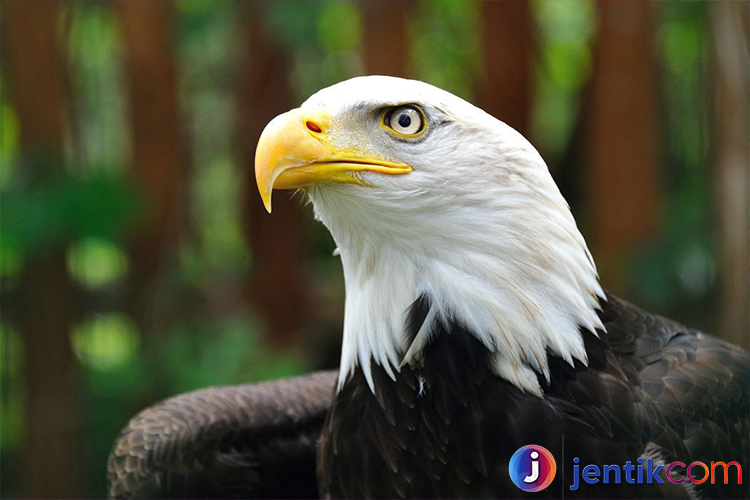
[335, 239, 420, 391]
[333, 228, 604, 396]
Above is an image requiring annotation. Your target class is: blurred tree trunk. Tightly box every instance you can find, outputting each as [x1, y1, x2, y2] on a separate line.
[116, 1, 186, 339]
[362, 1, 410, 77]
[476, 0, 533, 137]
[4, 1, 83, 497]
[710, 1, 749, 348]
[238, 3, 307, 348]
[585, 1, 660, 289]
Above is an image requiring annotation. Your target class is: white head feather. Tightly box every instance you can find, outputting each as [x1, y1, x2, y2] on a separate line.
[301, 76, 605, 396]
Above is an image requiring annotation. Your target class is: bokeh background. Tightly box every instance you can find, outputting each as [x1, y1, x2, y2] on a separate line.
[0, 1, 747, 498]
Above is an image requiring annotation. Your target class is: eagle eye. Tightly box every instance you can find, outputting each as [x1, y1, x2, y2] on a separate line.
[383, 105, 426, 138]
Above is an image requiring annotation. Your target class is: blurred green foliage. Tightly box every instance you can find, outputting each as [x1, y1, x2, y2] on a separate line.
[531, 0, 596, 159]
[0, 102, 19, 187]
[412, 0, 481, 99]
[1, 174, 142, 256]
[68, 238, 129, 289]
[0, 1, 719, 497]
[68, 2, 129, 173]
[634, 1, 714, 310]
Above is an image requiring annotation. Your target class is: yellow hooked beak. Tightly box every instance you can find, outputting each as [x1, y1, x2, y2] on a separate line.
[255, 108, 413, 213]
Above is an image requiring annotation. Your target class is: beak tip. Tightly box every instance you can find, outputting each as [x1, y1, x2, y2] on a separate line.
[261, 195, 273, 214]
[256, 174, 274, 213]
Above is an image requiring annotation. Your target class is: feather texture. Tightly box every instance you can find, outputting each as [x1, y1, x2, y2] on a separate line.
[107, 371, 336, 499]
[318, 293, 749, 499]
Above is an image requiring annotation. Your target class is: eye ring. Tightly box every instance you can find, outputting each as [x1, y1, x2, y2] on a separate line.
[382, 105, 427, 138]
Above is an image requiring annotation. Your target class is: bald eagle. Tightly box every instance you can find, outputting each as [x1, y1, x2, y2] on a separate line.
[108, 77, 749, 499]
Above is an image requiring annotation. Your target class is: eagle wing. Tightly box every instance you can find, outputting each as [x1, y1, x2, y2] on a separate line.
[107, 370, 337, 499]
[603, 293, 750, 498]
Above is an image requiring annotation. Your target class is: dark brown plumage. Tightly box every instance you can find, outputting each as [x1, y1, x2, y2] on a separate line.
[318, 293, 749, 499]
[107, 371, 336, 499]
[108, 294, 749, 499]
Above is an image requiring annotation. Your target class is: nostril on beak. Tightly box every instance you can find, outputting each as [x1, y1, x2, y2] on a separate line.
[305, 120, 323, 133]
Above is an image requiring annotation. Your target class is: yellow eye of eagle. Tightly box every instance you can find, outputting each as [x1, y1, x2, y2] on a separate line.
[383, 105, 426, 138]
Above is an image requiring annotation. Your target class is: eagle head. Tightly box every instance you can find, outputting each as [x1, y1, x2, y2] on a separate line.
[255, 76, 604, 396]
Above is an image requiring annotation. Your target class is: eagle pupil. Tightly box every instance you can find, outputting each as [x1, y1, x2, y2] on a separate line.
[398, 114, 411, 128]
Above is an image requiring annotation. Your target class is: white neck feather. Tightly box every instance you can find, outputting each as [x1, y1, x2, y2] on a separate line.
[308, 120, 605, 397]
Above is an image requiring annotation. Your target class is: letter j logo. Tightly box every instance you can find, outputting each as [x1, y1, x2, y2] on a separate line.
[509, 445, 557, 492]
